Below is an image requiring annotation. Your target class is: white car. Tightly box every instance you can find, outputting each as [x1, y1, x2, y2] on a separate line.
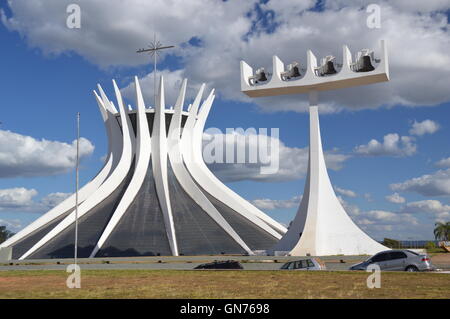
[280, 258, 326, 270]
[349, 250, 434, 272]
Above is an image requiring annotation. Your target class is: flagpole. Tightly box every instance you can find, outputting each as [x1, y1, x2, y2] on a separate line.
[74, 112, 80, 266]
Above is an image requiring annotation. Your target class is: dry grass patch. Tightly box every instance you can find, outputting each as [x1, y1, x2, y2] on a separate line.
[0, 270, 448, 299]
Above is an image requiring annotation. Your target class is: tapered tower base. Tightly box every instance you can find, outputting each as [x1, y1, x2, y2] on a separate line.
[273, 103, 388, 256]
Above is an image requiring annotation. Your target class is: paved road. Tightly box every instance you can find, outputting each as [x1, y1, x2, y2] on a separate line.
[1, 255, 448, 272]
[0, 255, 365, 271]
[0, 262, 279, 271]
[1, 254, 366, 264]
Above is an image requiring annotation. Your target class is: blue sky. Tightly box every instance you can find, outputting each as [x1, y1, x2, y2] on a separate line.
[1, 0, 450, 240]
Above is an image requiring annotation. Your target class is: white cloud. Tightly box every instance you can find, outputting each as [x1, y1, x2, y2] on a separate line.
[339, 187, 449, 238]
[366, 210, 396, 221]
[0, 188, 37, 209]
[262, 192, 423, 237]
[2, 1, 450, 113]
[409, 119, 440, 136]
[40, 192, 71, 208]
[354, 133, 416, 157]
[391, 169, 450, 197]
[266, 192, 427, 238]
[1, 0, 254, 67]
[353, 205, 430, 238]
[120, 69, 208, 108]
[385, 193, 406, 204]
[404, 199, 450, 213]
[335, 186, 357, 198]
[0, 129, 94, 178]
[354, 209, 419, 229]
[363, 193, 374, 202]
[326, 0, 450, 13]
[319, 194, 419, 237]
[0, 188, 71, 213]
[435, 157, 450, 168]
[204, 131, 350, 182]
[0, 218, 23, 232]
[402, 199, 450, 221]
[357, 218, 375, 226]
[251, 195, 301, 211]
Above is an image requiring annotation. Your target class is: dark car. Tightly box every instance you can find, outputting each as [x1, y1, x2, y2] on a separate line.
[349, 250, 434, 272]
[194, 260, 244, 270]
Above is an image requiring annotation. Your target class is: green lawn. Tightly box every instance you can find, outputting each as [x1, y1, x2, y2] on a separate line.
[0, 269, 449, 299]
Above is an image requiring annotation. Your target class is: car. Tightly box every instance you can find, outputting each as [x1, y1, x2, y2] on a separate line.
[194, 260, 244, 270]
[280, 258, 325, 271]
[349, 250, 434, 272]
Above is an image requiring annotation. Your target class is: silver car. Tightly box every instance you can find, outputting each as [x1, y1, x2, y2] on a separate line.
[349, 250, 434, 272]
[280, 258, 325, 270]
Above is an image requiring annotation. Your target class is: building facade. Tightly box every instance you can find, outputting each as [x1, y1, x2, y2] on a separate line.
[0, 76, 287, 259]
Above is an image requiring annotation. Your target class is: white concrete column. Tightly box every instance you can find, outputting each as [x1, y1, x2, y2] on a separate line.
[152, 76, 178, 256]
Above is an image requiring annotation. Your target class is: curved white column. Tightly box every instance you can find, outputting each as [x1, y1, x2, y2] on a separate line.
[151, 76, 179, 256]
[170, 82, 253, 255]
[0, 91, 118, 250]
[19, 79, 135, 260]
[187, 91, 287, 237]
[97, 85, 124, 172]
[89, 76, 151, 257]
[97, 84, 118, 114]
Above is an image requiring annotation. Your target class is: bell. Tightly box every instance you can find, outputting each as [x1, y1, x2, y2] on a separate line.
[357, 55, 375, 72]
[257, 69, 268, 82]
[316, 56, 338, 76]
[323, 60, 337, 75]
[248, 67, 268, 85]
[290, 65, 301, 78]
[281, 62, 302, 80]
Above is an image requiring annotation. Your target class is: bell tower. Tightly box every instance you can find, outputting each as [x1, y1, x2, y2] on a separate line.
[241, 41, 390, 256]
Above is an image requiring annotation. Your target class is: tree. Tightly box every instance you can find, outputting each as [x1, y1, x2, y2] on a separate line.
[425, 241, 436, 250]
[433, 222, 450, 241]
[0, 226, 14, 244]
